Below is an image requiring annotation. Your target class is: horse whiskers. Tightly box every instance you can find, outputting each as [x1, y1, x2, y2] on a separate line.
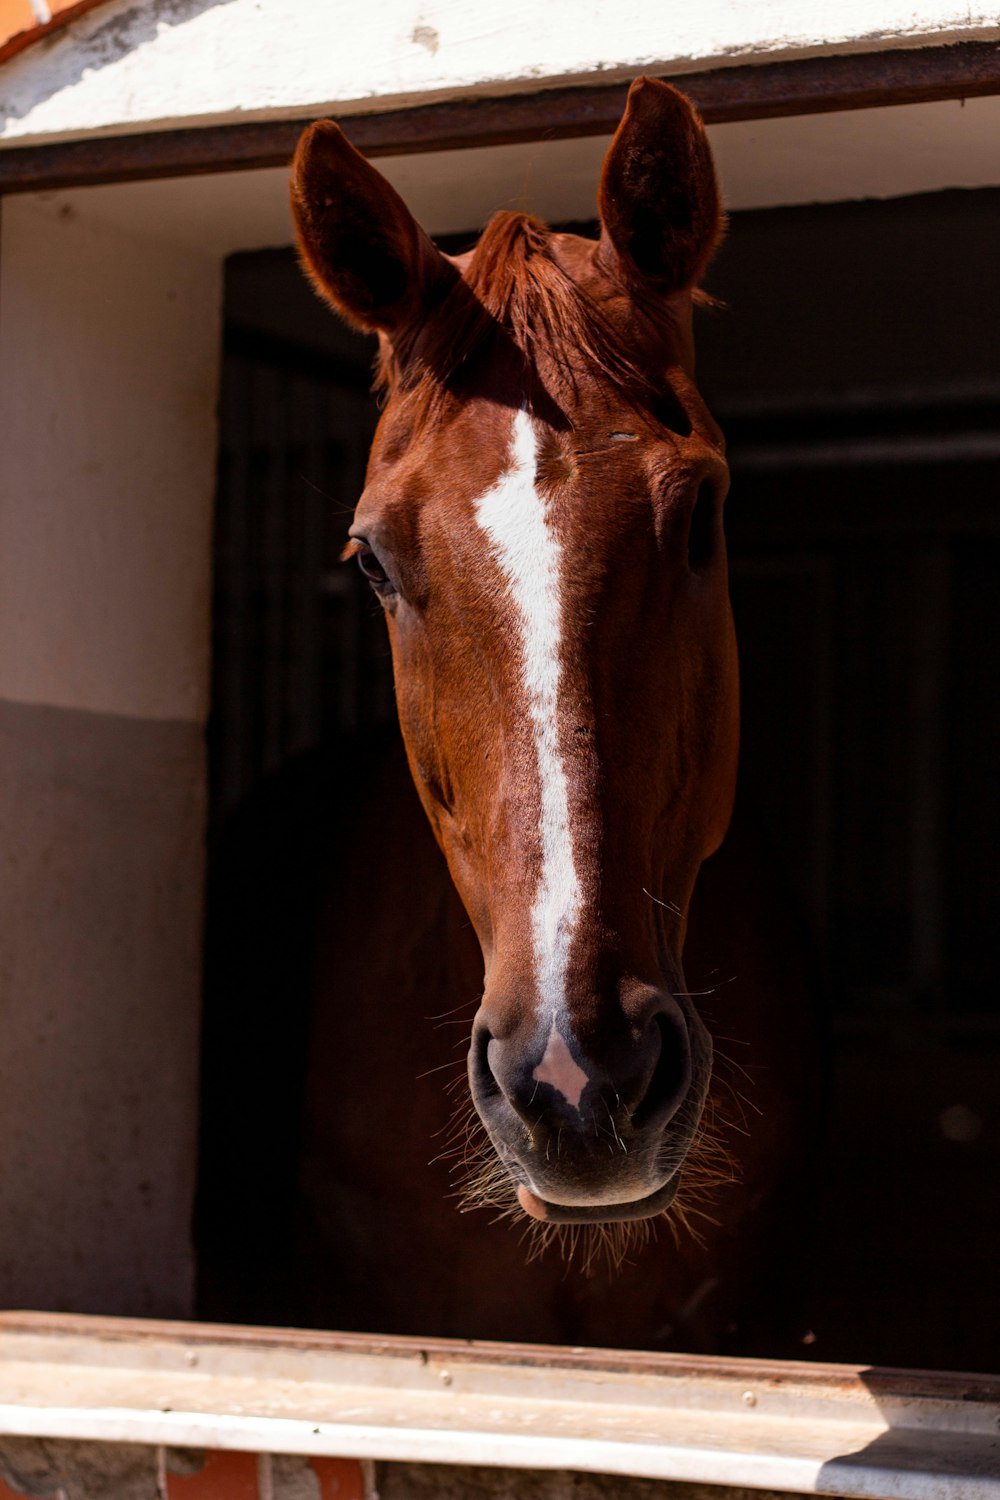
[424, 998, 479, 1022]
[414, 1057, 468, 1081]
[705, 1039, 766, 1136]
[674, 973, 737, 1002]
[712, 1054, 759, 1090]
[702, 1080, 753, 1138]
[440, 1080, 742, 1277]
[519, 1213, 657, 1277]
[642, 887, 682, 917]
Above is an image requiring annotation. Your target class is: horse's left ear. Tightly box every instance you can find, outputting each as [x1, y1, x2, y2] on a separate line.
[290, 119, 451, 333]
[598, 77, 723, 294]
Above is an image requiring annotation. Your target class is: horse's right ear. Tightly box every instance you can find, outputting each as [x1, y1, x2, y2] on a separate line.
[598, 77, 723, 294]
[290, 121, 450, 334]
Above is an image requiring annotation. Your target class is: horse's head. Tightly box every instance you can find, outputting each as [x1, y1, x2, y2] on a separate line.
[291, 79, 737, 1227]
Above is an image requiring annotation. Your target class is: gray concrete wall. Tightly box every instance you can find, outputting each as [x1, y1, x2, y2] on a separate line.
[376, 1467, 799, 1500]
[0, 194, 221, 1315]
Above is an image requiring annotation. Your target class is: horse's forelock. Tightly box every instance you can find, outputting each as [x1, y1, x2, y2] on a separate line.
[373, 210, 667, 431]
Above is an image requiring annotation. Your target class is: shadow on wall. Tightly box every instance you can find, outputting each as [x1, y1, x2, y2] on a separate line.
[814, 1367, 1000, 1494]
[0, 0, 241, 121]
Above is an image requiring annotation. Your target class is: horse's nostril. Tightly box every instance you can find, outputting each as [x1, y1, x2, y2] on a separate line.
[472, 1025, 502, 1100]
[631, 1012, 690, 1129]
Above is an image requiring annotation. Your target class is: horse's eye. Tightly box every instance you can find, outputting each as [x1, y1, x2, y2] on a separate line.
[356, 544, 393, 592]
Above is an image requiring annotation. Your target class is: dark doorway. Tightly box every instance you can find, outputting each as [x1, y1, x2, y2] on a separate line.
[198, 190, 1000, 1370]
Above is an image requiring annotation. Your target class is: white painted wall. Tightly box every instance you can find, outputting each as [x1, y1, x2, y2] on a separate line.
[1, 0, 997, 146]
[0, 196, 219, 721]
[0, 194, 220, 1316]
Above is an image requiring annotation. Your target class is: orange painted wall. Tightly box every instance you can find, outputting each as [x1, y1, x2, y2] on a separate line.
[0, 0, 115, 66]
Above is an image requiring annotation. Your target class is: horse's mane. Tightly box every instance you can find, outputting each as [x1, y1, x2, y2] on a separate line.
[375, 211, 663, 427]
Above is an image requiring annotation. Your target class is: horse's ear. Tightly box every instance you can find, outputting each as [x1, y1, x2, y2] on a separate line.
[598, 77, 723, 294]
[291, 120, 450, 333]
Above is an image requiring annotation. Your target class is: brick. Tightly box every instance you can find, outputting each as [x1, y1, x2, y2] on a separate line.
[163, 1449, 259, 1500]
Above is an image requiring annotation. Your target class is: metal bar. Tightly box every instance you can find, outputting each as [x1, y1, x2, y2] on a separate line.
[0, 1314, 997, 1496]
[1, 40, 999, 195]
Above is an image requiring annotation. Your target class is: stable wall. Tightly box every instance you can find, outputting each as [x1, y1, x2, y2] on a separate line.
[0, 194, 220, 1314]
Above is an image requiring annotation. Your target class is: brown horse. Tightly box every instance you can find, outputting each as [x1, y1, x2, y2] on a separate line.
[196, 77, 817, 1346]
[290, 77, 740, 1230]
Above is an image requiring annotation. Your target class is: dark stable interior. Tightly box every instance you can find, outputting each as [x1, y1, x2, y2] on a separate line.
[197, 188, 1000, 1372]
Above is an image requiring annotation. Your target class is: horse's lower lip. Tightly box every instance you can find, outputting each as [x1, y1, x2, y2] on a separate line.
[516, 1175, 681, 1225]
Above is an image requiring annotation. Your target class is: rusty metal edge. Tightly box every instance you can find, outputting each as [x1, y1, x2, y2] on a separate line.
[1, 39, 999, 195]
[2, 1311, 998, 1406]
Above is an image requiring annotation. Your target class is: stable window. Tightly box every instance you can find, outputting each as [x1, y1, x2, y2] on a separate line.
[1, 56, 999, 1495]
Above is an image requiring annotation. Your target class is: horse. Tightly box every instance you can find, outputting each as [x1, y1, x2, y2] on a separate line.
[196, 78, 815, 1352]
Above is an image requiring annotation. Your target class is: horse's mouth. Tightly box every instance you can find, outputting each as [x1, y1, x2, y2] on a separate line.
[515, 1174, 681, 1225]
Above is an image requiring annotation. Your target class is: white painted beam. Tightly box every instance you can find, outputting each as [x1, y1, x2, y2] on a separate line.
[1, 0, 998, 147]
[0, 1315, 997, 1497]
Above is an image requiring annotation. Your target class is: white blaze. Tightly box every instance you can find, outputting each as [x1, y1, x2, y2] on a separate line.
[474, 409, 586, 1106]
[533, 1020, 589, 1110]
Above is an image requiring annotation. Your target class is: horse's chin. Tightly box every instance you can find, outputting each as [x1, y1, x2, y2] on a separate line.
[516, 1175, 681, 1225]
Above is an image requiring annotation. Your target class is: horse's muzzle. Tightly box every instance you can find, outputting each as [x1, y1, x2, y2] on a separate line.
[468, 995, 712, 1223]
